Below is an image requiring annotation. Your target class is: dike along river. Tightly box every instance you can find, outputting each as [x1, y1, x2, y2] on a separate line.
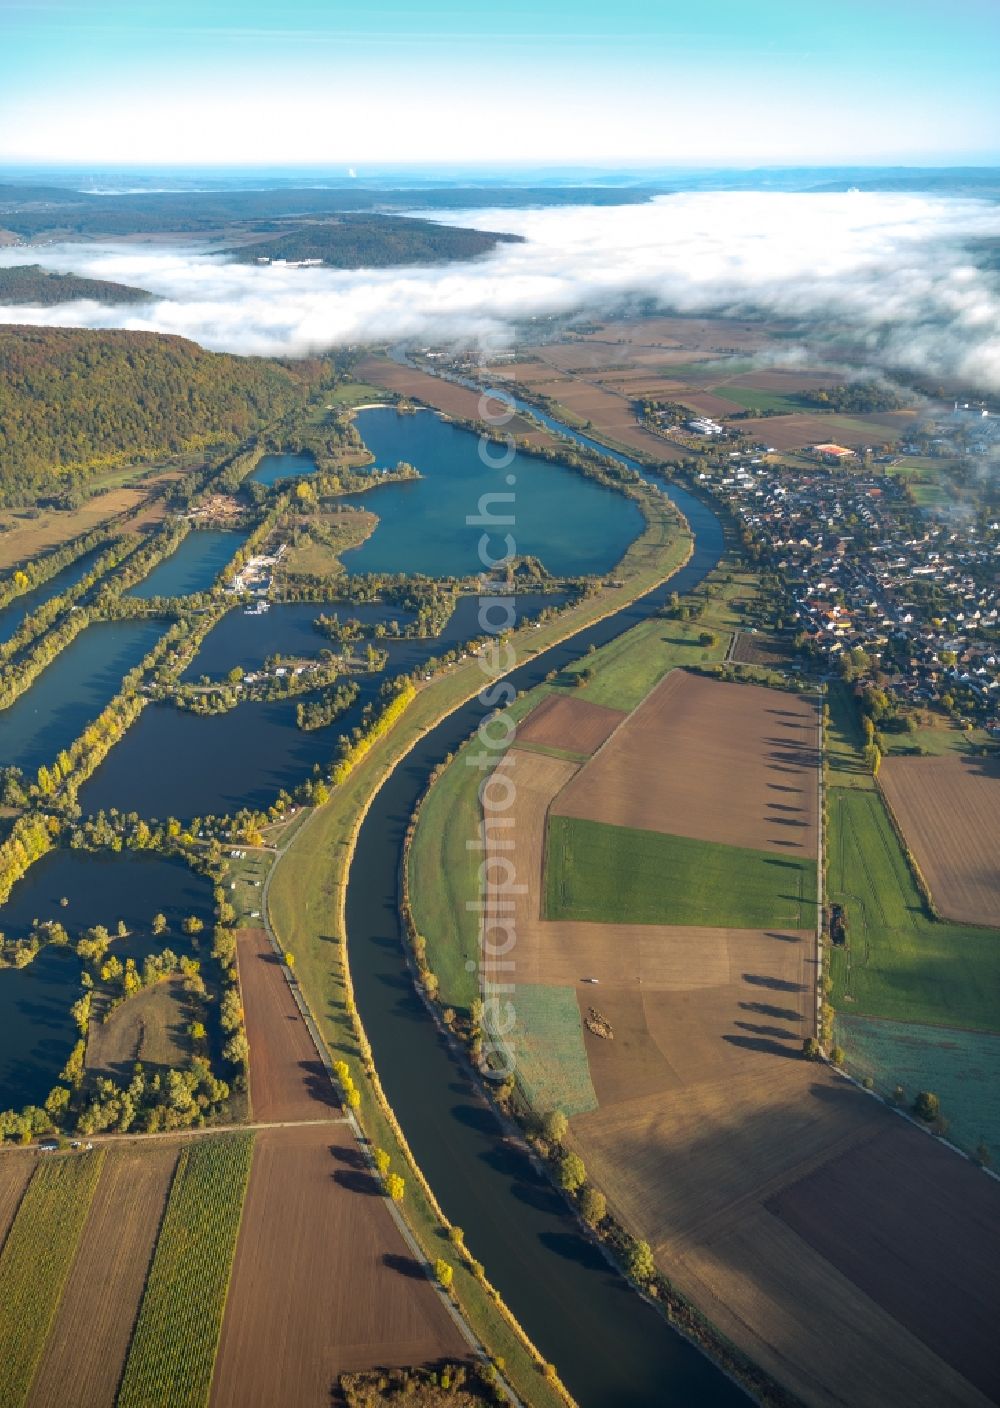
[343, 408, 748, 1407]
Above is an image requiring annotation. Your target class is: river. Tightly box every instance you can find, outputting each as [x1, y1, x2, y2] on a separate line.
[342, 401, 747, 1405]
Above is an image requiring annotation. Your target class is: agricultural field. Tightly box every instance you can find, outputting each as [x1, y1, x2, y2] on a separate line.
[0, 487, 150, 570]
[835, 1014, 1000, 1160]
[410, 616, 1000, 1407]
[732, 410, 916, 450]
[544, 815, 817, 929]
[553, 670, 820, 857]
[515, 693, 625, 756]
[356, 357, 553, 447]
[211, 1125, 468, 1408]
[236, 927, 340, 1124]
[117, 1132, 255, 1408]
[0, 1150, 33, 1249]
[27, 1144, 179, 1408]
[878, 754, 1000, 926]
[826, 786, 1000, 1032]
[0, 1150, 104, 1408]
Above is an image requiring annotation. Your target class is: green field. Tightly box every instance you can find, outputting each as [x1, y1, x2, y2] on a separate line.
[827, 787, 1000, 1031]
[825, 681, 875, 789]
[0, 1151, 104, 1408]
[544, 815, 817, 929]
[835, 1013, 1000, 1162]
[710, 385, 807, 414]
[510, 984, 598, 1117]
[326, 381, 391, 407]
[117, 1132, 254, 1408]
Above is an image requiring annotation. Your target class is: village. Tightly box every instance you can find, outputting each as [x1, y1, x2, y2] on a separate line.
[698, 418, 1000, 738]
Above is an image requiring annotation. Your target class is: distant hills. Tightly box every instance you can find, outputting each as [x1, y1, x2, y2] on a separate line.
[227, 214, 521, 269]
[0, 264, 153, 306]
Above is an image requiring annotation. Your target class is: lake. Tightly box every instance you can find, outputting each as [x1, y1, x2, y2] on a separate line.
[247, 451, 319, 486]
[0, 618, 165, 776]
[0, 547, 103, 647]
[81, 592, 567, 818]
[338, 408, 644, 577]
[127, 529, 247, 599]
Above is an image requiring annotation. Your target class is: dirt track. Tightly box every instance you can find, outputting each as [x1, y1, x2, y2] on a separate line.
[554, 670, 819, 855]
[879, 755, 1000, 928]
[211, 1126, 466, 1408]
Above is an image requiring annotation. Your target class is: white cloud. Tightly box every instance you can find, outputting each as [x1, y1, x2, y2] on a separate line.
[2, 191, 1000, 388]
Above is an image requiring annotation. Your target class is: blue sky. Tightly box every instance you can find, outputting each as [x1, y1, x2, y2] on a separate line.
[2, 0, 999, 165]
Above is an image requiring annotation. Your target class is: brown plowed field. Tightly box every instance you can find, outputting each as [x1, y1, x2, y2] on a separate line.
[769, 1124, 1000, 1404]
[211, 1126, 467, 1408]
[486, 683, 1000, 1408]
[733, 411, 911, 449]
[0, 1153, 33, 1251]
[516, 693, 624, 756]
[237, 928, 341, 1124]
[879, 755, 1000, 927]
[554, 670, 819, 855]
[27, 1145, 178, 1408]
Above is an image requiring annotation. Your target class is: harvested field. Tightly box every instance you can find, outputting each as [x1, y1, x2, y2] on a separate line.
[554, 670, 819, 856]
[355, 359, 549, 445]
[732, 411, 910, 449]
[0, 488, 147, 569]
[237, 928, 341, 1124]
[729, 630, 788, 668]
[879, 754, 1000, 927]
[211, 1126, 468, 1408]
[27, 1144, 178, 1408]
[769, 1123, 1000, 1403]
[86, 975, 191, 1080]
[0, 1153, 33, 1252]
[516, 693, 624, 756]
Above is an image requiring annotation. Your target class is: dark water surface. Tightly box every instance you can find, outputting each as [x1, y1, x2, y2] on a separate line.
[127, 529, 247, 599]
[339, 408, 644, 577]
[247, 450, 318, 486]
[0, 548, 103, 647]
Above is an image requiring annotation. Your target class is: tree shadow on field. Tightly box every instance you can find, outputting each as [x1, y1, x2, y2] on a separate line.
[764, 930, 802, 943]
[330, 1143, 366, 1168]
[382, 1253, 429, 1280]
[735, 1021, 799, 1041]
[333, 1167, 381, 1196]
[741, 1000, 801, 1021]
[743, 973, 805, 992]
[723, 1034, 800, 1059]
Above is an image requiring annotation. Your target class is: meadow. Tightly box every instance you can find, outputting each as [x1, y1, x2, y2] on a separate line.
[544, 814, 817, 929]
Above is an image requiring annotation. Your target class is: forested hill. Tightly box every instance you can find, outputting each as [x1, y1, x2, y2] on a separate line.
[0, 326, 330, 509]
[0, 264, 153, 306]
[229, 214, 521, 268]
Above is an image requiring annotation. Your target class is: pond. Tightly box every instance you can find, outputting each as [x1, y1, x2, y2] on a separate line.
[0, 849, 214, 942]
[0, 547, 103, 647]
[247, 451, 319, 487]
[0, 945, 82, 1112]
[0, 850, 215, 1110]
[127, 529, 247, 599]
[0, 618, 165, 776]
[181, 600, 418, 681]
[338, 408, 644, 578]
[82, 593, 567, 818]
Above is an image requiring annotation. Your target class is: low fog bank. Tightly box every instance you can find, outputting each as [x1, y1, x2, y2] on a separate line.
[2, 192, 999, 390]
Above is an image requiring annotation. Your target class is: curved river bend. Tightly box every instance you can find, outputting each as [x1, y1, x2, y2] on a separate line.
[344, 407, 749, 1406]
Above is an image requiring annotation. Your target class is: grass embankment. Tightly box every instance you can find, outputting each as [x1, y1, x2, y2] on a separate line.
[117, 1132, 254, 1408]
[0, 1151, 105, 1407]
[266, 487, 691, 1408]
[545, 815, 817, 930]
